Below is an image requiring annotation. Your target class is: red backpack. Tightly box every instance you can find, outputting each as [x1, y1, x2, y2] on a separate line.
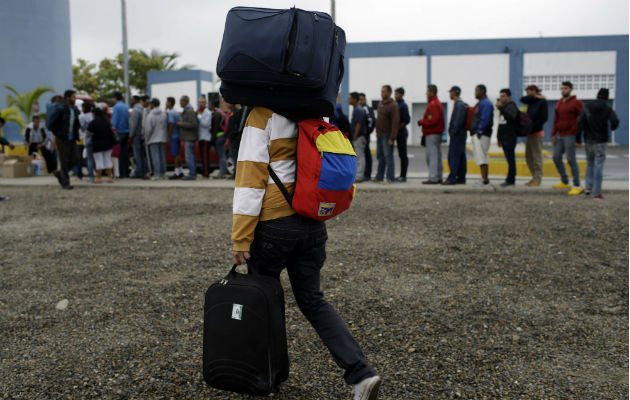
[465, 106, 474, 131]
[268, 119, 357, 221]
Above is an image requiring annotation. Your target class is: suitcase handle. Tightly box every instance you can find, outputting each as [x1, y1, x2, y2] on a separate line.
[230, 260, 257, 275]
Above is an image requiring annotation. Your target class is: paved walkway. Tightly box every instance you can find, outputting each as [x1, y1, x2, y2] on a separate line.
[2, 174, 627, 192]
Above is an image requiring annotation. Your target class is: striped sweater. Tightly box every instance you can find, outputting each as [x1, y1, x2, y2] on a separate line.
[232, 107, 297, 251]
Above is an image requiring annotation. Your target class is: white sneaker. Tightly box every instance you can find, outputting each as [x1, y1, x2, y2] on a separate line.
[352, 376, 381, 400]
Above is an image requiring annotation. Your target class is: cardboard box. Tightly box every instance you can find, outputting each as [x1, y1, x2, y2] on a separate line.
[2, 156, 33, 178]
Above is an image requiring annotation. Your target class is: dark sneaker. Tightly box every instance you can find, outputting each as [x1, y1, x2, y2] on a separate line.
[0, 195, 9, 201]
[53, 171, 63, 186]
[395, 177, 406, 182]
[500, 181, 515, 187]
[62, 185, 74, 190]
[441, 180, 456, 185]
[352, 376, 381, 400]
[168, 173, 183, 180]
[181, 176, 196, 181]
[422, 180, 441, 185]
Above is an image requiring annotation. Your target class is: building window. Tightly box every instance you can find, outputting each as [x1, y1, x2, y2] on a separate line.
[523, 74, 615, 92]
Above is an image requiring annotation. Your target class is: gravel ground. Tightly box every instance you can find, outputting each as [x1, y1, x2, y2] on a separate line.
[0, 186, 627, 399]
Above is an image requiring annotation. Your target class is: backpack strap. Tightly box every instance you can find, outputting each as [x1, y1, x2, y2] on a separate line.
[267, 165, 293, 206]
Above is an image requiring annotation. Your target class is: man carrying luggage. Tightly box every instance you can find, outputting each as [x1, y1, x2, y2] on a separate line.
[232, 107, 381, 400]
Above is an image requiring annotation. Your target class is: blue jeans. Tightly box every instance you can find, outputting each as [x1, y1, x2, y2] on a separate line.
[148, 143, 166, 177]
[72, 144, 85, 178]
[132, 135, 147, 178]
[447, 135, 467, 183]
[184, 140, 197, 177]
[585, 142, 607, 196]
[553, 135, 580, 186]
[84, 136, 95, 178]
[249, 214, 376, 385]
[376, 136, 395, 181]
[502, 140, 517, 184]
[363, 138, 372, 180]
[215, 134, 227, 175]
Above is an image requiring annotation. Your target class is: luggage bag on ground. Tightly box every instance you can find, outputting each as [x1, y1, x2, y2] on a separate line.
[217, 7, 346, 117]
[203, 263, 289, 396]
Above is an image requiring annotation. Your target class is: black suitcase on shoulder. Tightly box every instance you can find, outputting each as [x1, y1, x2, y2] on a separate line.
[203, 263, 289, 396]
[217, 6, 346, 117]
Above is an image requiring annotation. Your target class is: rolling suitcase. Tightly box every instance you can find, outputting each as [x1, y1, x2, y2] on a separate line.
[203, 262, 289, 396]
[217, 6, 346, 117]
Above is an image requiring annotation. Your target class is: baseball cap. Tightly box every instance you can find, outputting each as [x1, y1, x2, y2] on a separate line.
[449, 86, 461, 95]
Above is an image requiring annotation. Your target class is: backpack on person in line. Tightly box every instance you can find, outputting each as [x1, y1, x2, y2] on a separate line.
[363, 105, 376, 135]
[465, 106, 474, 131]
[268, 119, 356, 221]
[516, 111, 533, 136]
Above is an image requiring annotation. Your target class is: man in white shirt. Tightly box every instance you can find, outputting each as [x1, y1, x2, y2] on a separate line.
[197, 96, 212, 177]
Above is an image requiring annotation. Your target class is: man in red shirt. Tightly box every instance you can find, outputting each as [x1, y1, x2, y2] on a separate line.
[552, 81, 583, 194]
[418, 84, 445, 184]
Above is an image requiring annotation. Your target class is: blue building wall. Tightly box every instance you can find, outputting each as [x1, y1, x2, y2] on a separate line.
[0, 0, 73, 142]
[344, 35, 629, 144]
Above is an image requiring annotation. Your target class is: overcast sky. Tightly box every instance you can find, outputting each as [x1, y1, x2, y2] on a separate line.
[70, 0, 629, 75]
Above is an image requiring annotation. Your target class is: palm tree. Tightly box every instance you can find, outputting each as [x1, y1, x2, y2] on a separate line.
[141, 49, 194, 71]
[0, 107, 25, 139]
[3, 84, 54, 126]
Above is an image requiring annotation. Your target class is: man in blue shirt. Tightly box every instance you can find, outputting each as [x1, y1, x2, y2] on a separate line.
[469, 84, 494, 186]
[394, 87, 410, 182]
[166, 97, 184, 179]
[111, 91, 130, 178]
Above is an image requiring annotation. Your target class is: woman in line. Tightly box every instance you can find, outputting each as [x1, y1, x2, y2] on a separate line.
[87, 107, 116, 183]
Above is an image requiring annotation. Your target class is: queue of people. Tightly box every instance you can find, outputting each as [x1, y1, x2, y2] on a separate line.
[343, 81, 619, 198]
[24, 90, 252, 189]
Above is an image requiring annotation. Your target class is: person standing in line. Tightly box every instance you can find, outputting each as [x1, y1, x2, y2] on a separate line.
[226, 104, 252, 179]
[47, 89, 80, 190]
[111, 91, 130, 178]
[166, 97, 183, 179]
[374, 85, 399, 183]
[210, 98, 229, 178]
[87, 107, 116, 183]
[197, 96, 212, 178]
[348, 92, 367, 182]
[177, 95, 199, 180]
[145, 98, 168, 180]
[520, 85, 548, 186]
[417, 84, 445, 184]
[24, 115, 58, 176]
[394, 87, 410, 182]
[552, 81, 584, 194]
[496, 89, 520, 187]
[0, 117, 16, 201]
[358, 93, 374, 181]
[140, 95, 152, 176]
[469, 84, 494, 187]
[443, 86, 468, 185]
[129, 95, 147, 179]
[577, 88, 619, 200]
[78, 102, 94, 181]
